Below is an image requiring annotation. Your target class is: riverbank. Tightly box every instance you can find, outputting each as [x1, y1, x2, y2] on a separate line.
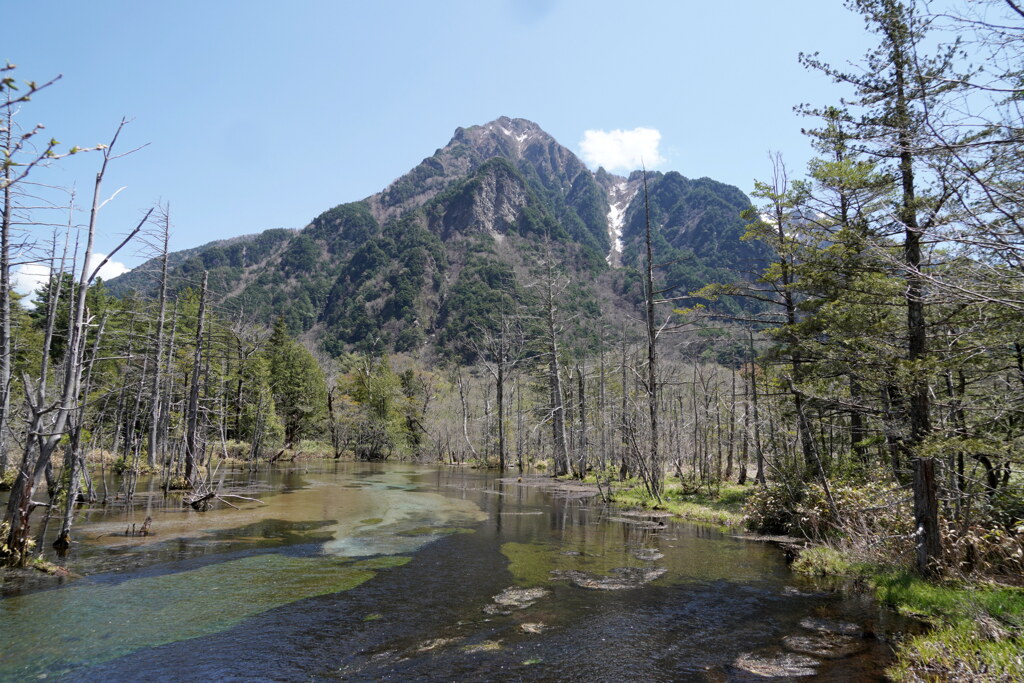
[605, 478, 748, 527]
[603, 475, 1024, 681]
[793, 546, 1024, 680]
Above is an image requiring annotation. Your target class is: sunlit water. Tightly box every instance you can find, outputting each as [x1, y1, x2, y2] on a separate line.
[0, 463, 910, 681]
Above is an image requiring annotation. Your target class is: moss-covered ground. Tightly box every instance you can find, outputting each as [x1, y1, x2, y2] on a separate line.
[793, 546, 1024, 681]
[597, 476, 748, 527]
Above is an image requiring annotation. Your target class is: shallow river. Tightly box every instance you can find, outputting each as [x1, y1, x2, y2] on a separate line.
[0, 462, 910, 681]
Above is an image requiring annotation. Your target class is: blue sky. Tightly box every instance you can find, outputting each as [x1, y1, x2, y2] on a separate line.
[6, 0, 880, 287]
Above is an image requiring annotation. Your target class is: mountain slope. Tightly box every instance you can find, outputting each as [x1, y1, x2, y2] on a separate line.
[108, 117, 767, 353]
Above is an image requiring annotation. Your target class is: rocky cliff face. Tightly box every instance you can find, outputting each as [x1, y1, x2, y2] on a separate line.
[108, 117, 766, 355]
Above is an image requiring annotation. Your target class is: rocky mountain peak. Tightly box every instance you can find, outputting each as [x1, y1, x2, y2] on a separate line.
[369, 116, 589, 223]
[108, 116, 764, 355]
[452, 116, 550, 159]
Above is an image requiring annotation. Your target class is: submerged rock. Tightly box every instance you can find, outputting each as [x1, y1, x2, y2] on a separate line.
[607, 517, 667, 530]
[552, 566, 667, 590]
[619, 509, 674, 518]
[416, 637, 460, 652]
[799, 617, 863, 637]
[783, 633, 868, 659]
[520, 622, 546, 634]
[631, 547, 664, 562]
[734, 652, 819, 677]
[483, 586, 550, 614]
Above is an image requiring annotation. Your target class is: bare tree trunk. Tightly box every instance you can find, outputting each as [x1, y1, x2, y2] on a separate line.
[327, 387, 342, 459]
[543, 245, 569, 477]
[738, 368, 749, 485]
[148, 206, 171, 467]
[750, 333, 765, 485]
[642, 170, 661, 500]
[0, 105, 13, 476]
[577, 361, 587, 477]
[726, 367, 736, 480]
[598, 327, 608, 472]
[456, 367, 478, 461]
[496, 362, 505, 471]
[619, 320, 629, 480]
[53, 311, 108, 552]
[184, 271, 208, 487]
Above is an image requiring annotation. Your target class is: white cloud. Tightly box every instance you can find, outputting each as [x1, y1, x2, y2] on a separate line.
[578, 127, 666, 172]
[87, 252, 130, 282]
[12, 252, 129, 299]
[11, 263, 50, 297]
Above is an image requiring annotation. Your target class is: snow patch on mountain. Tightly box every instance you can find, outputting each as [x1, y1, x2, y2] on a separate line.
[606, 181, 636, 266]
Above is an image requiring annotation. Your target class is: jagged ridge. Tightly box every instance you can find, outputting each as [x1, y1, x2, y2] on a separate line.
[108, 117, 767, 354]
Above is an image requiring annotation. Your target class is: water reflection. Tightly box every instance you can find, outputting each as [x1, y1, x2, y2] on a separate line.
[0, 463, 910, 681]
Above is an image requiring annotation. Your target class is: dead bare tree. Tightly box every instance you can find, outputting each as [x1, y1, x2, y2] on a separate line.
[147, 204, 171, 468]
[3, 119, 146, 565]
[473, 313, 525, 472]
[184, 270, 208, 488]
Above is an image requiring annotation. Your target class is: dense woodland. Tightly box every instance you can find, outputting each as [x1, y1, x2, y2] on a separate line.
[1, 0, 1023, 612]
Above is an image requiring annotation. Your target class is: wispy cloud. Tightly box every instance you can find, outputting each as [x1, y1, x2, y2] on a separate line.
[578, 127, 666, 172]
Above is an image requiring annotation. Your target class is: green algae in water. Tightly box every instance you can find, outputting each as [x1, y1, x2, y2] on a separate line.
[502, 521, 790, 589]
[463, 639, 502, 653]
[360, 518, 384, 525]
[501, 541, 648, 587]
[0, 553, 404, 679]
[350, 556, 412, 570]
[395, 526, 474, 537]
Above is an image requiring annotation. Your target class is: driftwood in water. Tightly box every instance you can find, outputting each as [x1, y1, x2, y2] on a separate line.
[188, 492, 216, 510]
[186, 487, 265, 512]
[268, 442, 293, 464]
[123, 516, 154, 537]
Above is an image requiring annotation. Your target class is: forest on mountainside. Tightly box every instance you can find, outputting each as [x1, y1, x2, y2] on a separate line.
[2, 1, 1024, 678]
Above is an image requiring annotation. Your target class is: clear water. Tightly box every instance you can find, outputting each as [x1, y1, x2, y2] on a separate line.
[0, 463, 910, 681]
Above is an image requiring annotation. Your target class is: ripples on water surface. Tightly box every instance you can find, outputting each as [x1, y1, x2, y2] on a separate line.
[0, 463, 909, 681]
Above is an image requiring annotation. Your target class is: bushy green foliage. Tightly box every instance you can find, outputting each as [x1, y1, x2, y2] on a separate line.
[744, 476, 912, 552]
[235, 353, 284, 446]
[742, 481, 799, 535]
[264, 319, 327, 443]
[339, 355, 414, 460]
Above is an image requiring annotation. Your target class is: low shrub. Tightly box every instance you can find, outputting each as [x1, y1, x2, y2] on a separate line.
[945, 520, 1024, 580]
[742, 480, 799, 534]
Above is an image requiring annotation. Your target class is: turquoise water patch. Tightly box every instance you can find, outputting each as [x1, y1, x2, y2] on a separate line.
[0, 553, 403, 679]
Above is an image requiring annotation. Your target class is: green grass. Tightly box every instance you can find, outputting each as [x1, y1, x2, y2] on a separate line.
[608, 480, 749, 527]
[792, 546, 1024, 681]
[875, 572, 1024, 681]
[791, 546, 872, 577]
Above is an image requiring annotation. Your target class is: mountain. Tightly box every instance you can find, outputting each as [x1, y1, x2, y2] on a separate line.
[108, 116, 769, 355]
